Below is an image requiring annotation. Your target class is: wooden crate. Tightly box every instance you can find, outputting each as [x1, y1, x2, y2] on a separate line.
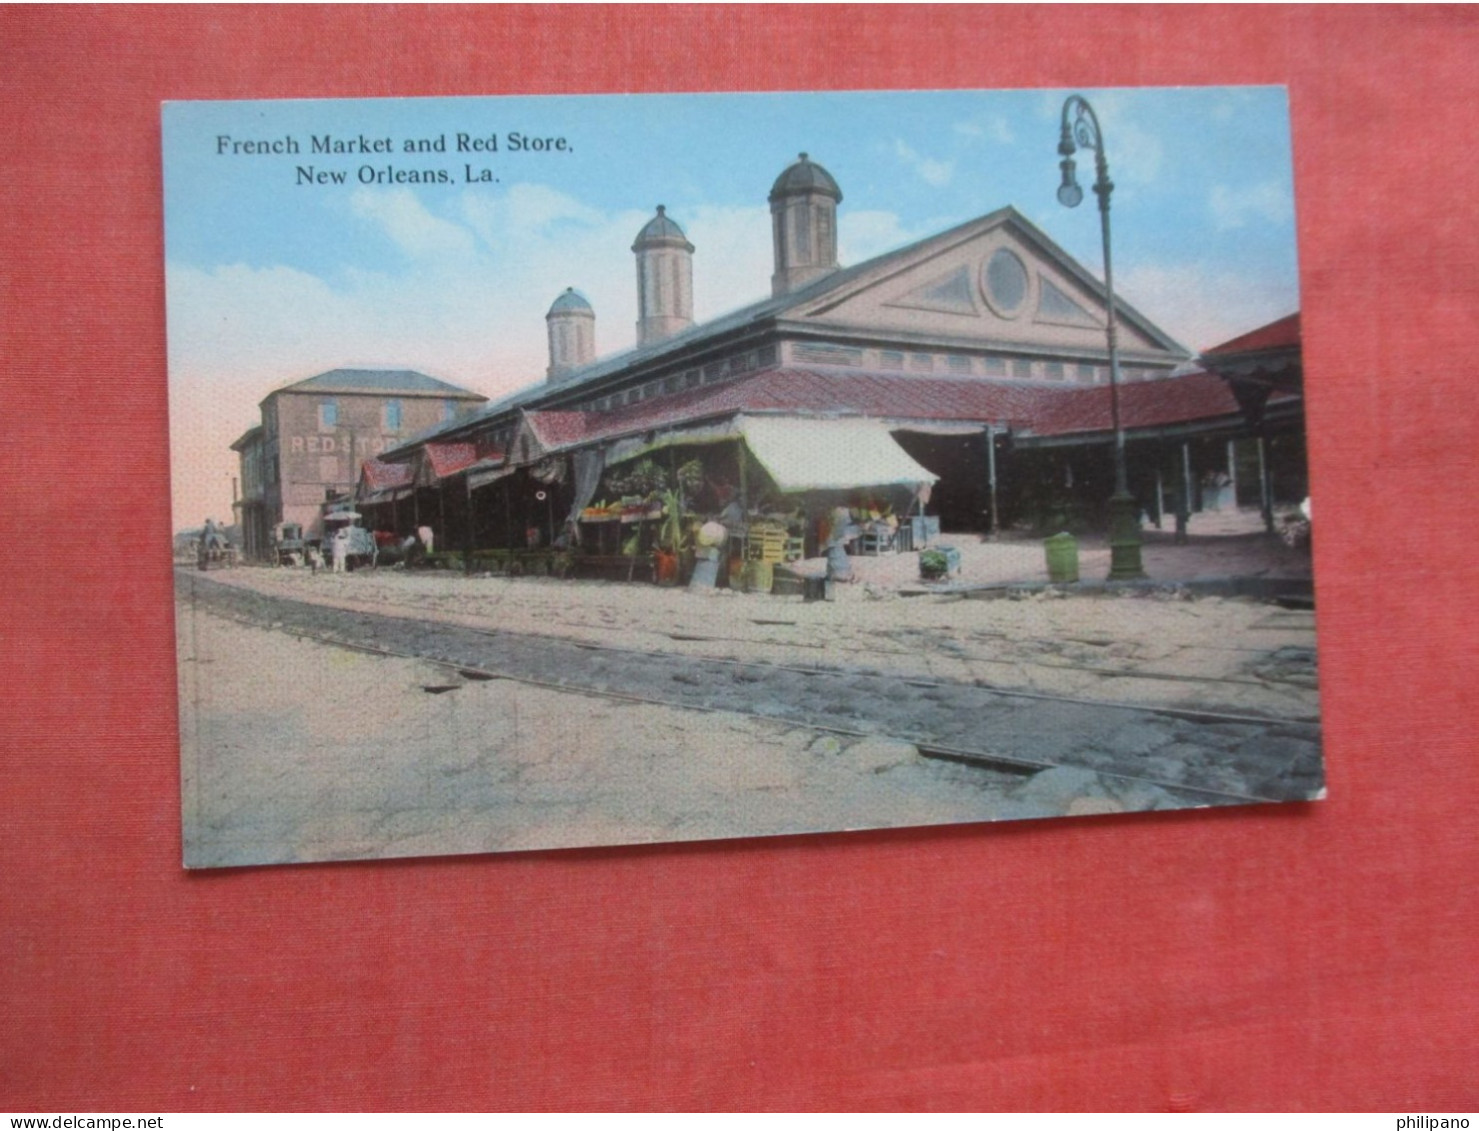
[747, 526, 788, 564]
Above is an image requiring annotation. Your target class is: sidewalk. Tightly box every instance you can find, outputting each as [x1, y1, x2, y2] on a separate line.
[840, 507, 1312, 592]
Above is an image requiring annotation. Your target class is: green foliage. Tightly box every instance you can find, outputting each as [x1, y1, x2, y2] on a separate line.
[919, 549, 949, 579]
[676, 458, 705, 500]
[606, 457, 668, 499]
[658, 489, 688, 552]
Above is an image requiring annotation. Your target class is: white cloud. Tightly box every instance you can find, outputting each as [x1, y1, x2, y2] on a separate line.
[506, 182, 608, 232]
[839, 209, 933, 265]
[1209, 181, 1294, 231]
[683, 204, 773, 318]
[349, 188, 477, 260]
[892, 139, 954, 187]
[954, 115, 1015, 145]
[460, 183, 608, 248]
[1086, 120, 1162, 187]
[1058, 91, 1163, 187]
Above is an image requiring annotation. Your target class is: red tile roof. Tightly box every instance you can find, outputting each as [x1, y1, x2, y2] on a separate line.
[1029, 371, 1246, 437]
[1203, 313, 1300, 356]
[421, 364, 1302, 465]
[558, 368, 1054, 447]
[522, 411, 592, 452]
[424, 442, 478, 479]
[360, 458, 414, 491]
[521, 367, 1271, 448]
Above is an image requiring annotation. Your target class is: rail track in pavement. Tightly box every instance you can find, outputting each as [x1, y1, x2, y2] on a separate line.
[177, 570, 1325, 808]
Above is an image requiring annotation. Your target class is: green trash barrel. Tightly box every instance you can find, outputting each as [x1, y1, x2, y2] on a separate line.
[1044, 532, 1079, 583]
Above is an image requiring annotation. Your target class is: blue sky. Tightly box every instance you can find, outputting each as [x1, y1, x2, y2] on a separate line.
[164, 87, 1300, 526]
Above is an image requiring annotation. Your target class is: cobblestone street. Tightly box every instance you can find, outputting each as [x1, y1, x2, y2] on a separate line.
[177, 516, 1320, 868]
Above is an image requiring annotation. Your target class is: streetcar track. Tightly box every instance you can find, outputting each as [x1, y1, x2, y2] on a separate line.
[461, 618, 1314, 726]
[182, 573, 1318, 729]
[199, 603, 1279, 808]
[470, 620, 1303, 686]
[190, 575, 1315, 690]
[180, 571, 1326, 808]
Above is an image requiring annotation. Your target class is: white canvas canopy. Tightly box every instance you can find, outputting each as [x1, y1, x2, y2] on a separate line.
[737, 415, 937, 493]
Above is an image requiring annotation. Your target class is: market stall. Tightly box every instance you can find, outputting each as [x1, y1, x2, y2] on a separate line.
[573, 415, 938, 592]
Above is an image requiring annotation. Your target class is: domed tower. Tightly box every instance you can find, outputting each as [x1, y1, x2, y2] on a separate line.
[545, 287, 595, 382]
[632, 205, 694, 348]
[769, 152, 842, 297]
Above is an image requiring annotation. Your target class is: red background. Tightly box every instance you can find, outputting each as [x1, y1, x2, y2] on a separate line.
[3, 6, 1476, 1112]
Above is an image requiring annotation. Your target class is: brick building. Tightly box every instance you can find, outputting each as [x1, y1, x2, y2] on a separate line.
[231, 369, 485, 560]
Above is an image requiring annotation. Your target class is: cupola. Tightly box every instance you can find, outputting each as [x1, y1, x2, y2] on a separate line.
[632, 205, 695, 347]
[769, 153, 842, 297]
[545, 287, 595, 382]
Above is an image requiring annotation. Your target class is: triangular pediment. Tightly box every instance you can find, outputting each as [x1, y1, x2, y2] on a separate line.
[789, 209, 1181, 358]
[1036, 277, 1102, 329]
[883, 265, 979, 317]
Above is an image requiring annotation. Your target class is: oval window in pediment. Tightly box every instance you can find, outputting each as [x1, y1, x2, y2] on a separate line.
[982, 247, 1029, 318]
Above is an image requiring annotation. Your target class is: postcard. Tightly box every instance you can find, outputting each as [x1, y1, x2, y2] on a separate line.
[166, 88, 1318, 868]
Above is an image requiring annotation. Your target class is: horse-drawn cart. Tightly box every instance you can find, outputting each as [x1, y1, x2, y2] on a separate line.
[322, 507, 379, 570]
[196, 519, 236, 570]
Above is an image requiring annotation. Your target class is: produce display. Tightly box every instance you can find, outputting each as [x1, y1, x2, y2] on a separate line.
[580, 498, 663, 523]
[570, 454, 912, 591]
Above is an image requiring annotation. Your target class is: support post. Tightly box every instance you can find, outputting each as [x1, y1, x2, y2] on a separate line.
[984, 425, 999, 540]
[737, 439, 748, 513]
[1257, 432, 1274, 533]
[464, 473, 473, 576]
[1174, 442, 1191, 544]
[1227, 438, 1239, 510]
[1182, 442, 1194, 515]
[503, 478, 513, 549]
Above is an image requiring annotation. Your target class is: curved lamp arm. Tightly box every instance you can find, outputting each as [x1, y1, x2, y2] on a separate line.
[1058, 94, 1113, 213]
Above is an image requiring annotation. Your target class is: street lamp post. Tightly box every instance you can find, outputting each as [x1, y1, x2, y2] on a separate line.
[1056, 94, 1145, 580]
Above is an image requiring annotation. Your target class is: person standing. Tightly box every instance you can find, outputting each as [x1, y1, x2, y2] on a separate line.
[331, 526, 350, 573]
[418, 524, 435, 556]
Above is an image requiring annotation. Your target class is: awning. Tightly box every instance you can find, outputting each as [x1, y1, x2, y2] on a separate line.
[357, 458, 414, 504]
[468, 463, 518, 491]
[604, 419, 743, 466]
[417, 442, 479, 485]
[359, 487, 412, 506]
[886, 420, 992, 437]
[738, 415, 936, 493]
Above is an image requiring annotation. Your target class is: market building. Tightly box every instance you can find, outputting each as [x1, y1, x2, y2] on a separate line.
[350, 153, 1305, 584]
[230, 368, 486, 561]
